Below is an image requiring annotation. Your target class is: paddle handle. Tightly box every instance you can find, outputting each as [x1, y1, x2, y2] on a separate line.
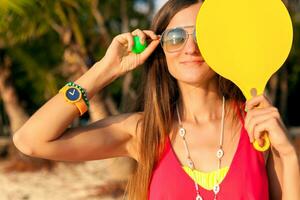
[249, 88, 271, 152]
[253, 132, 270, 151]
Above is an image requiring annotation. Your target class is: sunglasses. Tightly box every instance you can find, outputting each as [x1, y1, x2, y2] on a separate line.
[160, 25, 197, 53]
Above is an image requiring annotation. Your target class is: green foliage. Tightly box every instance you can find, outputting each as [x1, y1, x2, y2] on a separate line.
[0, 0, 35, 15]
[0, 0, 151, 116]
[2, 0, 298, 127]
[0, 0, 49, 46]
[8, 32, 64, 113]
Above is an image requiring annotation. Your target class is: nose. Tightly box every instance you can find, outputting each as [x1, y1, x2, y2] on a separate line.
[184, 35, 200, 55]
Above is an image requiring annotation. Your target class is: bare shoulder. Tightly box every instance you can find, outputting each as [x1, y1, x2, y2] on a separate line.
[77, 111, 144, 161]
[83, 111, 144, 161]
[121, 111, 144, 137]
[121, 112, 144, 161]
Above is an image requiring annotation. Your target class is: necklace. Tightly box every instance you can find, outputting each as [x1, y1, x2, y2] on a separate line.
[176, 96, 225, 200]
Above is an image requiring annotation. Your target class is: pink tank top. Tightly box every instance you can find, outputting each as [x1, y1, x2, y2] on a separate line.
[148, 112, 269, 200]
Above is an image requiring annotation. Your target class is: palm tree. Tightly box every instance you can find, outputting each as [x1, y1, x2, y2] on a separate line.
[0, 1, 151, 198]
[0, 53, 54, 171]
[0, 0, 111, 172]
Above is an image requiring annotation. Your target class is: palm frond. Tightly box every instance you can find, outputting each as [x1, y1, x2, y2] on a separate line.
[0, 0, 35, 15]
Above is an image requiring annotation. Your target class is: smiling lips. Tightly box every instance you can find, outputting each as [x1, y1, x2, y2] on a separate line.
[180, 59, 205, 64]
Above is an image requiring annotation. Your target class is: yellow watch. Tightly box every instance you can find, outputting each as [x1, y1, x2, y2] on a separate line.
[59, 84, 88, 116]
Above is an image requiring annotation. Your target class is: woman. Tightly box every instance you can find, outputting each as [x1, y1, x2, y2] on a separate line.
[13, 0, 299, 199]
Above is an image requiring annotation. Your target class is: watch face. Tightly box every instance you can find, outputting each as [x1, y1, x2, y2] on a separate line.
[65, 87, 81, 102]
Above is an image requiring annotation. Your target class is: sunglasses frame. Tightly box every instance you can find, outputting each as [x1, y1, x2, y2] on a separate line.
[160, 25, 197, 53]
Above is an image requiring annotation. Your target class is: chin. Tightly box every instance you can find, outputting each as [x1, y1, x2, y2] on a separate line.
[172, 66, 216, 83]
[175, 72, 217, 86]
[182, 76, 212, 86]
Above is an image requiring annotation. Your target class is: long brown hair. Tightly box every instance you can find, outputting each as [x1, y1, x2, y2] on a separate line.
[127, 0, 245, 199]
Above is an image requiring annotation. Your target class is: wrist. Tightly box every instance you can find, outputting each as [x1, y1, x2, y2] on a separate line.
[280, 148, 299, 174]
[75, 58, 121, 99]
[59, 83, 89, 116]
[98, 57, 123, 78]
[279, 145, 298, 160]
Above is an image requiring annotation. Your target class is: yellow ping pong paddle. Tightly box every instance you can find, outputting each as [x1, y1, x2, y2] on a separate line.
[196, 0, 293, 151]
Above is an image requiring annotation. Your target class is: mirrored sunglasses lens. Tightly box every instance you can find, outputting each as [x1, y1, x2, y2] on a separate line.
[163, 28, 187, 52]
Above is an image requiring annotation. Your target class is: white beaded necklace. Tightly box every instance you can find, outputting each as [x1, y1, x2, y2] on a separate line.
[176, 96, 225, 200]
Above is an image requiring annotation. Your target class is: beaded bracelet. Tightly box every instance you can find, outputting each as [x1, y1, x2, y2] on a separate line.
[66, 82, 90, 108]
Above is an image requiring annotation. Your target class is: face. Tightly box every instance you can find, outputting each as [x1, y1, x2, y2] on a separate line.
[162, 2, 216, 86]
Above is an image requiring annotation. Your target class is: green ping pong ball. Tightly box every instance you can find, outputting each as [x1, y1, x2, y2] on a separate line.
[132, 36, 147, 54]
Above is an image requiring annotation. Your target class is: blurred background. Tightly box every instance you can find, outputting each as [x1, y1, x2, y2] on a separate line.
[0, 0, 299, 199]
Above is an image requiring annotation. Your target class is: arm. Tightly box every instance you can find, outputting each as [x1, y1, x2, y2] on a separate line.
[15, 111, 143, 161]
[267, 143, 300, 200]
[280, 148, 300, 200]
[13, 59, 120, 155]
[13, 30, 160, 162]
[245, 95, 300, 200]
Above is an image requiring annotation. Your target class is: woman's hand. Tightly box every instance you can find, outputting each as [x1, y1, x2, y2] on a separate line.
[103, 29, 160, 76]
[244, 94, 295, 157]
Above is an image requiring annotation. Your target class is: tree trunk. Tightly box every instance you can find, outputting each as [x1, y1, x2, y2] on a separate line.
[60, 41, 109, 122]
[120, 0, 138, 112]
[148, 0, 155, 18]
[86, 1, 136, 196]
[280, 68, 289, 124]
[57, 4, 134, 195]
[48, 5, 110, 122]
[105, 0, 137, 187]
[0, 56, 54, 172]
[268, 73, 279, 104]
[91, 0, 111, 47]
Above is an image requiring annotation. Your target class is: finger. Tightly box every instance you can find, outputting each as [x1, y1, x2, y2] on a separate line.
[253, 118, 275, 146]
[115, 33, 135, 52]
[246, 94, 272, 110]
[245, 107, 279, 127]
[247, 110, 279, 137]
[132, 29, 147, 45]
[245, 109, 279, 143]
[246, 125, 255, 144]
[139, 39, 160, 62]
[143, 30, 159, 40]
[125, 33, 135, 52]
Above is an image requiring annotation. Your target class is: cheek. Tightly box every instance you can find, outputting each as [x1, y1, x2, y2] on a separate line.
[165, 54, 178, 73]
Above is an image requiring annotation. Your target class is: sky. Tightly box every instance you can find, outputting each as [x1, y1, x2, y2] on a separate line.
[134, 0, 168, 16]
[154, 0, 168, 12]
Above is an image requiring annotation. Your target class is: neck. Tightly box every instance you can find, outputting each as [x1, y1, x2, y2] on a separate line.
[177, 77, 224, 124]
